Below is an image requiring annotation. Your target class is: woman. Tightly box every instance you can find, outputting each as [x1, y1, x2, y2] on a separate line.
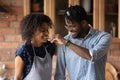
[14, 13, 56, 80]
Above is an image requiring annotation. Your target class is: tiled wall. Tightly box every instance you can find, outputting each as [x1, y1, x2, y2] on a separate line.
[0, 0, 120, 80]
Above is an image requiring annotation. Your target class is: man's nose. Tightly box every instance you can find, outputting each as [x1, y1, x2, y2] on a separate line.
[68, 27, 74, 32]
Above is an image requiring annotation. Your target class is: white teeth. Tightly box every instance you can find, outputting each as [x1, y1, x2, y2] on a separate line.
[45, 37, 50, 41]
[70, 32, 75, 35]
[47, 37, 51, 41]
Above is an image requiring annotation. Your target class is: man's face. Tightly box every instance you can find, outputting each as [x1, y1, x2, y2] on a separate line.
[65, 19, 84, 38]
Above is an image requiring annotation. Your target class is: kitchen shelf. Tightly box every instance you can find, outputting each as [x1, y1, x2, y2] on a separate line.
[23, 0, 120, 38]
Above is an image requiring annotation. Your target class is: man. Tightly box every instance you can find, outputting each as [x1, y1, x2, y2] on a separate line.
[53, 5, 112, 80]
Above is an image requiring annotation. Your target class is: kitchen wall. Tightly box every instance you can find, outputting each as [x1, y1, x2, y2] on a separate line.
[0, 0, 23, 79]
[0, 0, 120, 80]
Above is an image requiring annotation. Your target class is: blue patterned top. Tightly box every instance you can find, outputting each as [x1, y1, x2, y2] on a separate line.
[15, 41, 56, 79]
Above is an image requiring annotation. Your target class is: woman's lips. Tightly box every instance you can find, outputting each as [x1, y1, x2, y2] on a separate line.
[43, 36, 49, 40]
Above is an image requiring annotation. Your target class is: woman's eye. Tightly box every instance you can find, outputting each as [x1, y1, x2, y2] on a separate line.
[40, 30, 45, 32]
[40, 29, 48, 32]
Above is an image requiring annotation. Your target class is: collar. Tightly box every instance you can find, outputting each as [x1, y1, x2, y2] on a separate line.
[87, 24, 96, 36]
[80, 24, 96, 39]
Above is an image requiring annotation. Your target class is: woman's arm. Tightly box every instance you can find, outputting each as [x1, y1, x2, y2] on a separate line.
[14, 56, 24, 80]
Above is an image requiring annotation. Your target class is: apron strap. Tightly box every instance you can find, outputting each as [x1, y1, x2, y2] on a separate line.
[32, 45, 36, 56]
[44, 47, 48, 54]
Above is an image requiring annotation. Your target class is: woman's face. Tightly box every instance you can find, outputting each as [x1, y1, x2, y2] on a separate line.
[32, 23, 50, 47]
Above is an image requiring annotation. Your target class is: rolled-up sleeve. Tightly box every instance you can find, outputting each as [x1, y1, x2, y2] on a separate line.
[54, 45, 66, 80]
[89, 33, 112, 61]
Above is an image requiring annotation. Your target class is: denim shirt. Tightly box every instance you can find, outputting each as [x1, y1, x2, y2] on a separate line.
[54, 27, 112, 80]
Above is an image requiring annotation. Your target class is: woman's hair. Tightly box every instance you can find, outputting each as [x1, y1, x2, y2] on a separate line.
[20, 13, 52, 43]
[64, 5, 88, 23]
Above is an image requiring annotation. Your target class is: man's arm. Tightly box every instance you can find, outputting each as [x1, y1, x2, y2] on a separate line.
[52, 33, 112, 61]
[54, 45, 66, 80]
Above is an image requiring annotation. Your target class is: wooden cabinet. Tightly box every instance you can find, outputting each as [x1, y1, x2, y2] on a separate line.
[86, 0, 119, 38]
[55, 0, 68, 36]
[23, 0, 120, 38]
[105, 0, 118, 37]
[69, 0, 120, 38]
[30, 0, 44, 13]
[58, 0, 120, 38]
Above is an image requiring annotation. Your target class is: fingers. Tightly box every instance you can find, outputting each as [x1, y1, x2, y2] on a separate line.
[50, 38, 57, 43]
[49, 34, 57, 43]
[50, 34, 60, 43]
[49, 34, 64, 44]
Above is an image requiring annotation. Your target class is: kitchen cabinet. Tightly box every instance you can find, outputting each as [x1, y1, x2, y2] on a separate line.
[78, 0, 119, 38]
[57, 0, 120, 38]
[88, 0, 119, 38]
[31, 0, 44, 13]
[23, 0, 120, 38]
[105, 0, 118, 37]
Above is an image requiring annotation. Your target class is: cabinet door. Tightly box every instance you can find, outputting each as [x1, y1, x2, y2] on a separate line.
[105, 0, 118, 37]
[79, 0, 100, 30]
[79, 0, 120, 38]
[55, 0, 68, 36]
[23, 0, 44, 15]
[80, 0, 93, 26]
[99, 0, 120, 38]
[31, 0, 44, 13]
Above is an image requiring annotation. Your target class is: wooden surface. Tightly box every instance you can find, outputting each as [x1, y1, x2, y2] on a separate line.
[105, 62, 118, 80]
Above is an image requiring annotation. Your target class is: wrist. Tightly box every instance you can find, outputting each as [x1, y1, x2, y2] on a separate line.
[61, 39, 67, 44]
[65, 40, 71, 47]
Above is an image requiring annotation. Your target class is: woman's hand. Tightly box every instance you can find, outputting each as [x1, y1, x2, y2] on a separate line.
[50, 34, 67, 45]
